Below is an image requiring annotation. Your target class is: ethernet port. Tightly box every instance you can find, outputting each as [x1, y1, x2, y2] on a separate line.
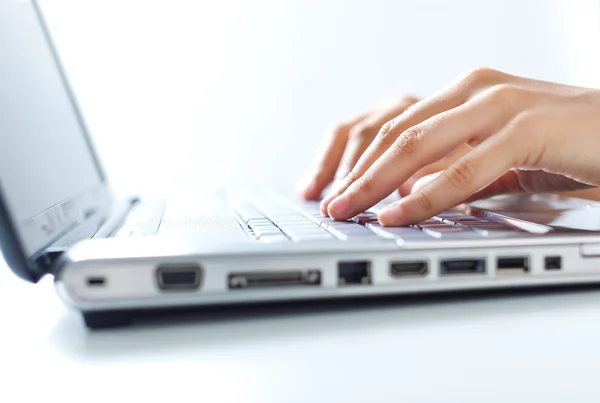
[338, 261, 371, 285]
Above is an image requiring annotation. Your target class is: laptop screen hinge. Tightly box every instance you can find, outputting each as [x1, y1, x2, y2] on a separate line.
[34, 248, 67, 276]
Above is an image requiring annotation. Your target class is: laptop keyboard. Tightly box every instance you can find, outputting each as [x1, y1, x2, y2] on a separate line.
[113, 194, 526, 242]
[231, 196, 526, 243]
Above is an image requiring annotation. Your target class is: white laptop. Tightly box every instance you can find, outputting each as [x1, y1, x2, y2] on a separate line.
[3, 0, 600, 329]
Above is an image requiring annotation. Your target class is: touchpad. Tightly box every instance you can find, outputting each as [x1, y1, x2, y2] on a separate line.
[467, 195, 600, 232]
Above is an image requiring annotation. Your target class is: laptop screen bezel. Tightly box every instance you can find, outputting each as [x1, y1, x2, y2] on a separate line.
[0, 0, 114, 283]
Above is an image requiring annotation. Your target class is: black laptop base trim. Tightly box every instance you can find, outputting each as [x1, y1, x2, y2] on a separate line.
[79, 282, 600, 329]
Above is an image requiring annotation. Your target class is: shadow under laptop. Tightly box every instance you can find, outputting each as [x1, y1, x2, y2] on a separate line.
[48, 284, 600, 360]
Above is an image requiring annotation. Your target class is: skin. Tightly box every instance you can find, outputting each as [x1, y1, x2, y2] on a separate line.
[297, 67, 600, 226]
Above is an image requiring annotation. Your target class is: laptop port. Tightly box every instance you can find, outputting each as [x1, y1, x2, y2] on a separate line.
[545, 256, 562, 270]
[497, 257, 529, 274]
[156, 264, 202, 291]
[440, 259, 486, 276]
[228, 270, 321, 289]
[390, 261, 428, 277]
[338, 261, 371, 285]
[86, 277, 106, 287]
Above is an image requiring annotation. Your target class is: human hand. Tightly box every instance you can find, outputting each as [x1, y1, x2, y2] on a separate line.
[297, 96, 472, 201]
[314, 68, 600, 226]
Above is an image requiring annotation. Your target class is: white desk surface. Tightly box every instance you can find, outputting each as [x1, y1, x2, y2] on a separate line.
[2, 255, 600, 403]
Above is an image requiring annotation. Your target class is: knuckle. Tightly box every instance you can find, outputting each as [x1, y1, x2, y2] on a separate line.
[373, 117, 402, 146]
[377, 119, 399, 141]
[356, 173, 374, 193]
[348, 123, 377, 140]
[445, 159, 477, 190]
[510, 111, 542, 137]
[413, 191, 434, 213]
[401, 95, 420, 106]
[392, 126, 423, 156]
[344, 170, 358, 186]
[486, 83, 519, 105]
[459, 67, 498, 87]
[508, 111, 546, 167]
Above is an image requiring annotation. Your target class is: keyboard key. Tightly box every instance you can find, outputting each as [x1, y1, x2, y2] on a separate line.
[327, 228, 377, 240]
[422, 226, 474, 238]
[367, 223, 435, 240]
[353, 212, 379, 223]
[419, 219, 444, 225]
[318, 218, 354, 228]
[435, 211, 466, 219]
[425, 231, 486, 239]
[290, 233, 336, 242]
[279, 221, 320, 227]
[250, 222, 278, 228]
[248, 218, 271, 225]
[275, 217, 313, 224]
[416, 223, 455, 229]
[460, 222, 507, 229]
[278, 223, 322, 232]
[282, 225, 328, 234]
[452, 217, 485, 222]
[233, 201, 265, 223]
[253, 228, 282, 237]
[257, 234, 289, 243]
[281, 230, 323, 237]
[326, 221, 363, 228]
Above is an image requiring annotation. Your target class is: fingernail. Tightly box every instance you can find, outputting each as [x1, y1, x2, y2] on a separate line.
[328, 194, 351, 218]
[378, 203, 405, 225]
[320, 192, 338, 215]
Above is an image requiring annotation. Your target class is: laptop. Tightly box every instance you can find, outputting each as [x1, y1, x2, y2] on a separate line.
[4, 0, 600, 329]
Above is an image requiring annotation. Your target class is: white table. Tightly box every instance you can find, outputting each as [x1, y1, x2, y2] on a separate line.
[2, 254, 600, 403]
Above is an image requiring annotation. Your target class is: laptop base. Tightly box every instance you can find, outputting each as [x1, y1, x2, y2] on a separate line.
[80, 282, 600, 329]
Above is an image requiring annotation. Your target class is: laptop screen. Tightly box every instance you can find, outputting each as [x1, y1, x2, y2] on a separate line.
[0, 1, 110, 258]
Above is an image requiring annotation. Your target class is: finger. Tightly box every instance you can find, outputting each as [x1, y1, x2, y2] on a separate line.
[298, 112, 370, 200]
[327, 85, 523, 220]
[378, 132, 522, 226]
[335, 97, 419, 181]
[319, 99, 419, 213]
[398, 144, 470, 196]
[321, 68, 509, 212]
[320, 95, 460, 212]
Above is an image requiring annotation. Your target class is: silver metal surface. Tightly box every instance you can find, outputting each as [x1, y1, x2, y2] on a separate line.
[50, 193, 600, 312]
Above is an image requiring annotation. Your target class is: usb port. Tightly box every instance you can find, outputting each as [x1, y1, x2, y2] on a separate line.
[390, 261, 428, 277]
[497, 257, 529, 274]
[440, 259, 486, 276]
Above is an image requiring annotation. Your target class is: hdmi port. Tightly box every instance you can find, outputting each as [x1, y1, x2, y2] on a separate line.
[228, 270, 321, 289]
[391, 262, 428, 277]
[440, 259, 486, 276]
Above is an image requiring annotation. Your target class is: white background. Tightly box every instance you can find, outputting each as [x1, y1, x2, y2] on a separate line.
[4, 1, 600, 402]
[37, 0, 600, 199]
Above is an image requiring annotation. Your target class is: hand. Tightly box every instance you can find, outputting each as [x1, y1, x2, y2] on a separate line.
[315, 68, 600, 226]
[296, 96, 420, 200]
[297, 96, 471, 200]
